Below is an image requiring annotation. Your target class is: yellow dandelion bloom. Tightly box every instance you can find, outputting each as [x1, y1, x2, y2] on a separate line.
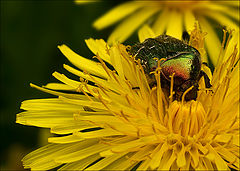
[17, 26, 239, 170]
[93, 0, 239, 66]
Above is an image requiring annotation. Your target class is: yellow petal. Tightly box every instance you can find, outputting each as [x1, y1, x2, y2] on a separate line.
[100, 136, 137, 157]
[215, 134, 233, 144]
[93, 1, 145, 30]
[198, 17, 222, 66]
[181, 152, 191, 170]
[152, 8, 168, 35]
[29, 83, 86, 99]
[101, 135, 157, 155]
[58, 45, 108, 79]
[48, 134, 84, 144]
[44, 83, 74, 91]
[79, 115, 119, 123]
[58, 96, 106, 111]
[149, 142, 168, 169]
[22, 144, 58, 165]
[213, 2, 239, 20]
[184, 9, 196, 32]
[103, 153, 136, 170]
[63, 64, 118, 94]
[129, 145, 155, 162]
[159, 150, 176, 170]
[16, 111, 75, 128]
[85, 153, 127, 170]
[166, 10, 183, 39]
[176, 143, 186, 168]
[138, 25, 156, 43]
[50, 122, 93, 134]
[137, 158, 151, 171]
[109, 46, 124, 80]
[20, 98, 84, 111]
[222, 8, 239, 21]
[55, 143, 109, 163]
[207, 144, 230, 171]
[23, 139, 98, 170]
[52, 72, 83, 89]
[75, 128, 123, 138]
[189, 145, 199, 168]
[224, 30, 239, 62]
[52, 71, 106, 99]
[85, 38, 111, 64]
[195, 158, 207, 170]
[202, 158, 214, 170]
[108, 6, 159, 44]
[202, 10, 238, 30]
[216, 146, 239, 167]
[58, 154, 100, 170]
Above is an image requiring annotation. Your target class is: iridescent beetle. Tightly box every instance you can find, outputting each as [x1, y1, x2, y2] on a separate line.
[129, 35, 211, 101]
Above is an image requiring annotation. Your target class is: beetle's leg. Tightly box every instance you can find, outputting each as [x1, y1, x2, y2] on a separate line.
[202, 62, 208, 66]
[199, 70, 212, 88]
[182, 31, 190, 44]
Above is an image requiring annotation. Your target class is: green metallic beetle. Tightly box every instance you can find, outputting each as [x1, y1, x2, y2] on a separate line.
[129, 35, 211, 101]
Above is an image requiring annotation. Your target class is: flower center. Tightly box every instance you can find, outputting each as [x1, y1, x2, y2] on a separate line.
[165, 100, 206, 137]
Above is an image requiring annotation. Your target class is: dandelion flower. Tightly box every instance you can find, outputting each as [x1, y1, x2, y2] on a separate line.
[17, 26, 239, 170]
[93, 0, 239, 66]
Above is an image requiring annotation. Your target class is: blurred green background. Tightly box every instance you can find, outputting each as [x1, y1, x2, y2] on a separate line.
[0, 1, 129, 170]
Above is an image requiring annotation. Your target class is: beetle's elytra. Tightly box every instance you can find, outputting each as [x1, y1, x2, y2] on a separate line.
[129, 35, 211, 101]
